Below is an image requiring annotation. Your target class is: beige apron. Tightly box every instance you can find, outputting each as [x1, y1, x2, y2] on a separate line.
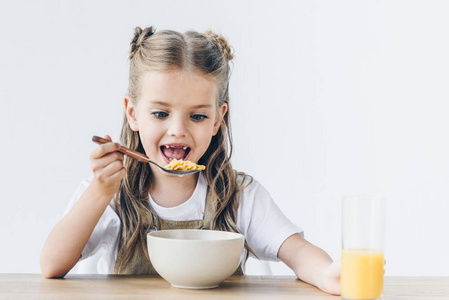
[114, 190, 243, 275]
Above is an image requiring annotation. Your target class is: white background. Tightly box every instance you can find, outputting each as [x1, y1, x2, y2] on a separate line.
[1, 0, 448, 276]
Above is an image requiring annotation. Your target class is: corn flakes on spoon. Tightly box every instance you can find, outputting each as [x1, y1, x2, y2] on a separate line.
[92, 136, 204, 176]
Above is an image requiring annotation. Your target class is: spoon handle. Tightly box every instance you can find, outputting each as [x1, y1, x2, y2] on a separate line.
[92, 136, 150, 163]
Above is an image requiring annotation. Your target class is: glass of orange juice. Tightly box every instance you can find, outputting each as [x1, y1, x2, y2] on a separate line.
[341, 195, 386, 300]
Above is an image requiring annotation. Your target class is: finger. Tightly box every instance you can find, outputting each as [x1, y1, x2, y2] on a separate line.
[99, 152, 125, 165]
[104, 135, 112, 142]
[327, 280, 341, 296]
[91, 152, 124, 172]
[102, 159, 125, 176]
[322, 260, 342, 295]
[326, 260, 341, 278]
[95, 160, 125, 181]
[91, 142, 121, 160]
[109, 166, 126, 182]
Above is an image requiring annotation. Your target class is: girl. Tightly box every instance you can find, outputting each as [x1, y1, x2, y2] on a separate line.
[40, 26, 341, 295]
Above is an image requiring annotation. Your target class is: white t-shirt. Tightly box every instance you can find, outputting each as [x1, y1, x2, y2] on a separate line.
[65, 173, 302, 274]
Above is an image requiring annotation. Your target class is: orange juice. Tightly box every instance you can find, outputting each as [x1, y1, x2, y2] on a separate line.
[341, 249, 384, 299]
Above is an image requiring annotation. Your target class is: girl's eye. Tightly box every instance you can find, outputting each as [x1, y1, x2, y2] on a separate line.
[190, 114, 208, 121]
[152, 111, 169, 119]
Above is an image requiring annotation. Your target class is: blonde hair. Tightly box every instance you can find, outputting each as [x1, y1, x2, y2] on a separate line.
[114, 26, 253, 272]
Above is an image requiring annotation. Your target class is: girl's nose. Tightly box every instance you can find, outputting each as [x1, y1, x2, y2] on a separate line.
[167, 117, 187, 137]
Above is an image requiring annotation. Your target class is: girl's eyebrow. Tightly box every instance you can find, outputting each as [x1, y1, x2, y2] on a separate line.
[191, 104, 213, 109]
[150, 101, 212, 109]
[150, 101, 170, 107]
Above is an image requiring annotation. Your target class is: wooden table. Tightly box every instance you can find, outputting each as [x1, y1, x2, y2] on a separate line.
[1, 274, 448, 299]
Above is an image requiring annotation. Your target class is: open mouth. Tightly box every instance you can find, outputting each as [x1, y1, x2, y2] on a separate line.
[160, 144, 191, 163]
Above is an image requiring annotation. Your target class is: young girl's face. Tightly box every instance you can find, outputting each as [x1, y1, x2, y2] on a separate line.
[125, 70, 227, 177]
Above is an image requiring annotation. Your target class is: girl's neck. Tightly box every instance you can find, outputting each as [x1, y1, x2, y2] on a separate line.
[149, 173, 199, 208]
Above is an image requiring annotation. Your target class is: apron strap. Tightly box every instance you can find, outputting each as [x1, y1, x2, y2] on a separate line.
[202, 188, 215, 229]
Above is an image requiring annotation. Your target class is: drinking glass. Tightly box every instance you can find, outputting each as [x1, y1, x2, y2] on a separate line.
[341, 195, 386, 300]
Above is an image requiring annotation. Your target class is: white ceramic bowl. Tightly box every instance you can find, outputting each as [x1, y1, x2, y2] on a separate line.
[147, 229, 244, 289]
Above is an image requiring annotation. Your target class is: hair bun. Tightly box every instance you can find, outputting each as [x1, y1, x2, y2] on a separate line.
[204, 30, 234, 61]
[129, 26, 156, 60]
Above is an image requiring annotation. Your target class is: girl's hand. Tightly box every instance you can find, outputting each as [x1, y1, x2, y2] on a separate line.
[90, 135, 126, 197]
[321, 260, 341, 295]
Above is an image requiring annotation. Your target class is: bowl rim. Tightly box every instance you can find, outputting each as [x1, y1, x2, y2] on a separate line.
[147, 229, 244, 242]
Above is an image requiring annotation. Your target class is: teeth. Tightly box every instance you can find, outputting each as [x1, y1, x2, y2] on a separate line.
[163, 145, 188, 149]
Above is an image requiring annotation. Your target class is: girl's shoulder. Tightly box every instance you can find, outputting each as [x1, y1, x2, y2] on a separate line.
[235, 171, 265, 198]
[235, 171, 283, 210]
[236, 171, 255, 188]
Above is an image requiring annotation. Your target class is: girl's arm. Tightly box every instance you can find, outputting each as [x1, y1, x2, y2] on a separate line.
[278, 233, 341, 295]
[40, 137, 125, 278]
